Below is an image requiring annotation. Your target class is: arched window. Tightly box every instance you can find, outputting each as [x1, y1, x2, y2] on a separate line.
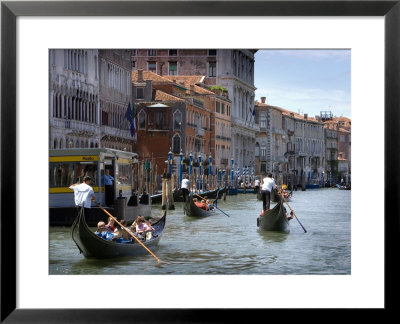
[138, 110, 146, 129]
[172, 134, 181, 154]
[53, 138, 58, 149]
[173, 110, 182, 130]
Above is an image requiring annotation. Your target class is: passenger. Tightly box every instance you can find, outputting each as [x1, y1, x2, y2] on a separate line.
[135, 215, 154, 240]
[95, 221, 109, 233]
[105, 217, 115, 232]
[112, 219, 132, 243]
[201, 200, 209, 210]
[95, 220, 115, 240]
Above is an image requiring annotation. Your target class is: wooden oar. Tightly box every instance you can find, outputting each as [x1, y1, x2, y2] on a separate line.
[193, 193, 230, 218]
[278, 193, 307, 233]
[95, 202, 162, 263]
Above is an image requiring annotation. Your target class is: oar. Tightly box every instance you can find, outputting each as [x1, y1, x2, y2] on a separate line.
[193, 193, 230, 218]
[95, 202, 162, 263]
[278, 194, 307, 233]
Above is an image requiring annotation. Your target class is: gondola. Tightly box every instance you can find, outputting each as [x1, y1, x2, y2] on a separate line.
[71, 207, 166, 259]
[183, 193, 216, 217]
[256, 200, 290, 233]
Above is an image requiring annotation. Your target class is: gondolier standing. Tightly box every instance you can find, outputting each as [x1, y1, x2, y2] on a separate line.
[261, 173, 277, 212]
[181, 175, 190, 202]
[69, 176, 95, 217]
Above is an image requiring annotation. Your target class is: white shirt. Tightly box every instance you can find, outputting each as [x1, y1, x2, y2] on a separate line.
[261, 177, 276, 192]
[181, 178, 190, 189]
[69, 183, 94, 208]
[254, 179, 260, 186]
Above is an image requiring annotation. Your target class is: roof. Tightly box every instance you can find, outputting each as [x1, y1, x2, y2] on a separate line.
[254, 101, 320, 123]
[154, 90, 185, 102]
[132, 70, 174, 83]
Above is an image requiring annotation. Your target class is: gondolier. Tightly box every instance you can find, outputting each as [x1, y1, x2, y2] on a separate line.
[69, 176, 95, 217]
[261, 173, 277, 212]
[181, 175, 190, 202]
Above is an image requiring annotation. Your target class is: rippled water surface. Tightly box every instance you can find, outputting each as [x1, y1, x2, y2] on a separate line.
[49, 188, 351, 275]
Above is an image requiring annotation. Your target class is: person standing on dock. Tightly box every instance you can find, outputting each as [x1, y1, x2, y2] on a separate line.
[102, 169, 114, 206]
[69, 176, 95, 217]
[261, 173, 276, 212]
[181, 175, 190, 202]
[254, 177, 260, 193]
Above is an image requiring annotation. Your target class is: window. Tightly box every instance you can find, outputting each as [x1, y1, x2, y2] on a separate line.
[260, 115, 266, 128]
[221, 103, 225, 115]
[260, 146, 267, 157]
[208, 49, 217, 56]
[209, 61, 216, 77]
[148, 49, 157, 56]
[216, 101, 220, 113]
[173, 110, 182, 130]
[136, 87, 144, 99]
[148, 61, 156, 73]
[169, 49, 178, 56]
[169, 61, 177, 75]
[131, 61, 136, 70]
[172, 135, 181, 154]
[138, 110, 146, 129]
[132, 49, 136, 56]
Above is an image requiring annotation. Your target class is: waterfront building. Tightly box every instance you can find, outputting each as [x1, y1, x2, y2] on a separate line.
[133, 49, 257, 170]
[49, 49, 101, 149]
[98, 50, 134, 151]
[323, 120, 339, 185]
[254, 98, 325, 188]
[131, 70, 217, 177]
[336, 117, 351, 183]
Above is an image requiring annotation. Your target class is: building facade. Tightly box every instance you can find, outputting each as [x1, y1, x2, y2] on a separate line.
[254, 98, 325, 188]
[132, 49, 257, 170]
[98, 50, 134, 151]
[49, 49, 101, 149]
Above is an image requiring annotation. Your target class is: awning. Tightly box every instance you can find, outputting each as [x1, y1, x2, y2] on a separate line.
[147, 103, 170, 108]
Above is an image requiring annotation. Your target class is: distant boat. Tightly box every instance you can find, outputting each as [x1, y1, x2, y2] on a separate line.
[183, 193, 216, 217]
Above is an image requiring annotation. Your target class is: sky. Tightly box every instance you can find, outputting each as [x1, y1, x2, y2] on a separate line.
[254, 50, 351, 119]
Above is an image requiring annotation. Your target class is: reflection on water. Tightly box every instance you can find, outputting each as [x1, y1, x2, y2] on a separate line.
[50, 188, 351, 275]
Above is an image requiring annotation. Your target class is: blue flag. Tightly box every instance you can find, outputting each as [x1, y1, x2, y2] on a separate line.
[125, 102, 135, 137]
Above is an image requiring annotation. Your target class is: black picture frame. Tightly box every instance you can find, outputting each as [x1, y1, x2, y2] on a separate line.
[1, 0, 398, 322]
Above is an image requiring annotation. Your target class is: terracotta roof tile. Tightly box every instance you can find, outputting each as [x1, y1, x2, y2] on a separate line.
[132, 71, 173, 83]
[154, 90, 184, 102]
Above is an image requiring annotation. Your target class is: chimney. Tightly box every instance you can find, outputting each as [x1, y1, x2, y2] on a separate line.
[261, 97, 266, 104]
[304, 113, 308, 119]
[138, 69, 143, 82]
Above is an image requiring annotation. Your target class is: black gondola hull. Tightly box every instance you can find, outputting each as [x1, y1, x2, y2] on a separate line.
[71, 208, 166, 259]
[257, 200, 289, 233]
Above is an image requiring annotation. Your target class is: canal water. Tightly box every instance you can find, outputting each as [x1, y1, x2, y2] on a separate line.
[49, 188, 350, 275]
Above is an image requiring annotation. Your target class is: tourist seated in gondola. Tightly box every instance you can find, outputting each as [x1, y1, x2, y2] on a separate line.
[111, 219, 133, 243]
[135, 215, 154, 241]
[95, 221, 115, 241]
[105, 217, 115, 232]
[204, 196, 214, 210]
